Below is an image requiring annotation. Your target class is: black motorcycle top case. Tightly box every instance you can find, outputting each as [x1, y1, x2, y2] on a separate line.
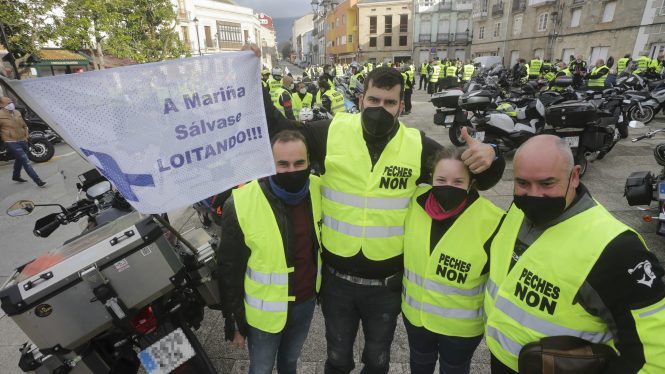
[546, 101, 598, 128]
[431, 90, 464, 108]
[0, 212, 184, 352]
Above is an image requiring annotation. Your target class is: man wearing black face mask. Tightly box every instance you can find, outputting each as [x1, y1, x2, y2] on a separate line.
[237, 48, 507, 372]
[484, 135, 665, 374]
[217, 130, 323, 374]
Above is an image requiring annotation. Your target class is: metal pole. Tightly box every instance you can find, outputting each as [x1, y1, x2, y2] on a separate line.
[0, 22, 21, 79]
[195, 24, 202, 56]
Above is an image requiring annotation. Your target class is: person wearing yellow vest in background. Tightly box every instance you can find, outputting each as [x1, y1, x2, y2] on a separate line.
[437, 59, 447, 92]
[462, 62, 474, 83]
[484, 135, 665, 374]
[317, 78, 345, 116]
[268, 68, 284, 106]
[258, 62, 505, 373]
[529, 58, 542, 79]
[429, 59, 441, 94]
[548, 62, 571, 91]
[217, 130, 323, 374]
[402, 146, 504, 374]
[634, 54, 652, 75]
[273, 75, 296, 120]
[401, 66, 414, 115]
[649, 54, 663, 74]
[292, 81, 313, 121]
[419, 61, 429, 91]
[617, 54, 632, 75]
[587, 59, 609, 91]
[447, 63, 460, 88]
[261, 68, 270, 89]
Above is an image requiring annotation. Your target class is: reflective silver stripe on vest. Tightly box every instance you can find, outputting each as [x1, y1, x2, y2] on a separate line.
[323, 215, 404, 238]
[487, 326, 522, 357]
[246, 267, 288, 285]
[638, 303, 665, 318]
[495, 296, 613, 343]
[403, 293, 482, 319]
[486, 278, 498, 299]
[404, 269, 485, 296]
[322, 187, 410, 210]
[245, 294, 288, 312]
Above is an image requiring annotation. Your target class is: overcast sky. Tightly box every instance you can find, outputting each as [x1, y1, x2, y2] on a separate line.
[234, 0, 312, 19]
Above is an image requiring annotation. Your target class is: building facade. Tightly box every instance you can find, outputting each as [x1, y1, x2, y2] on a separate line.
[470, 0, 660, 69]
[325, 0, 360, 64]
[357, 0, 414, 64]
[292, 13, 315, 65]
[413, 0, 474, 66]
[173, 0, 277, 69]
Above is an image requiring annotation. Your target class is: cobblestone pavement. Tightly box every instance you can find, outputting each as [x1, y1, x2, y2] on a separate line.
[1, 87, 664, 373]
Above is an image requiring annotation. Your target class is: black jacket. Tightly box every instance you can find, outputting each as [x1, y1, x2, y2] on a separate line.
[216, 178, 319, 338]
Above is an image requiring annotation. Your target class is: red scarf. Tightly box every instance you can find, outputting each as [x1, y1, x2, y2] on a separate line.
[424, 191, 468, 221]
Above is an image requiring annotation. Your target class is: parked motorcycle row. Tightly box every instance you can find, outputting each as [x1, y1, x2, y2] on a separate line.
[432, 61, 665, 176]
[2, 169, 221, 374]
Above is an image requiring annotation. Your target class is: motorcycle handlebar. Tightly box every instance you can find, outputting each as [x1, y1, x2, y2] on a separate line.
[33, 213, 62, 238]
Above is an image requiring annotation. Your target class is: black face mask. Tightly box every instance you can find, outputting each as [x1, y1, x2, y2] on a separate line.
[272, 169, 310, 193]
[361, 106, 398, 139]
[513, 172, 573, 225]
[431, 185, 469, 211]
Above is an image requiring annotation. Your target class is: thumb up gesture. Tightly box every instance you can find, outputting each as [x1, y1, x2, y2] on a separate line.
[460, 127, 495, 174]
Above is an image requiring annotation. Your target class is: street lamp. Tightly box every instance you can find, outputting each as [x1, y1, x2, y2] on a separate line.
[193, 17, 202, 56]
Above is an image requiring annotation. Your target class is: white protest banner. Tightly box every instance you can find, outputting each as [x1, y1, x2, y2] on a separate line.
[4, 52, 275, 213]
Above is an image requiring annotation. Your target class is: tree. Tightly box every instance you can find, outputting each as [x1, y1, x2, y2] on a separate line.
[56, 0, 113, 69]
[280, 41, 292, 61]
[0, 0, 63, 66]
[103, 0, 189, 64]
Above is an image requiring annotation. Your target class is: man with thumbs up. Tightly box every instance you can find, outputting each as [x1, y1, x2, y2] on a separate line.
[242, 43, 505, 373]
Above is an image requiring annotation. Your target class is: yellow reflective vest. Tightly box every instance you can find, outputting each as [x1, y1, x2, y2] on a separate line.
[323, 89, 345, 115]
[617, 58, 630, 75]
[234, 177, 322, 333]
[402, 186, 504, 337]
[430, 65, 441, 82]
[529, 59, 542, 77]
[462, 64, 474, 82]
[268, 78, 283, 104]
[292, 92, 313, 118]
[447, 65, 459, 83]
[588, 65, 608, 87]
[484, 203, 640, 371]
[321, 113, 422, 260]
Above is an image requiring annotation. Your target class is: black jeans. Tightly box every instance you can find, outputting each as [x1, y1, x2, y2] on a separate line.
[419, 74, 428, 90]
[404, 90, 412, 113]
[403, 315, 482, 374]
[321, 266, 402, 374]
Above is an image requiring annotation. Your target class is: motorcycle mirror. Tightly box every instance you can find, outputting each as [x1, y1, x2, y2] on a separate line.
[629, 120, 646, 129]
[607, 56, 614, 69]
[7, 200, 36, 217]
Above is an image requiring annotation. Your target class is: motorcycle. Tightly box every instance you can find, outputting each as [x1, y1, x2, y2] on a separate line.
[624, 121, 665, 236]
[2, 169, 219, 374]
[431, 89, 472, 145]
[0, 133, 55, 163]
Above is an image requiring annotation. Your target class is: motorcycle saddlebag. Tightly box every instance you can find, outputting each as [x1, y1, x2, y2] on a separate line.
[0, 212, 184, 352]
[546, 101, 598, 128]
[624, 171, 654, 206]
[581, 125, 613, 151]
[431, 89, 464, 108]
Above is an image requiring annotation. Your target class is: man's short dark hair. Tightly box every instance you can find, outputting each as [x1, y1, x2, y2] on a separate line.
[363, 66, 404, 99]
[271, 130, 307, 150]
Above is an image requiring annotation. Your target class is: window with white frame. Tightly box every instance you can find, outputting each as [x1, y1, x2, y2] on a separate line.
[570, 8, 581, 27]
[537, 13, 548, 32]
[341, 35, 346, 45]
[601, 1, 616, 23]
[493, 22, 501, 38]
[513, 14, 522, 35]
[479, 25, 485, 39]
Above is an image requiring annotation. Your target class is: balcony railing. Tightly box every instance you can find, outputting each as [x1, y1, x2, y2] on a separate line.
[436, 33, 449, 43]
[454, 0, 474, 11]
[512, 0, 526, 12]
[473, 10, 488, 18]
[416, 2, 439, 13]
[453, 33, 469, 44]
[419, 34, 431, 42]
[492, 3, 504, 17]
[528, 0, 555, 6]
[572, 0, 585, 6]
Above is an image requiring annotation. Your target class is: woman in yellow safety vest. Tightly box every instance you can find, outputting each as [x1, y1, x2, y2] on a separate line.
[402, 146, 505, 374]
